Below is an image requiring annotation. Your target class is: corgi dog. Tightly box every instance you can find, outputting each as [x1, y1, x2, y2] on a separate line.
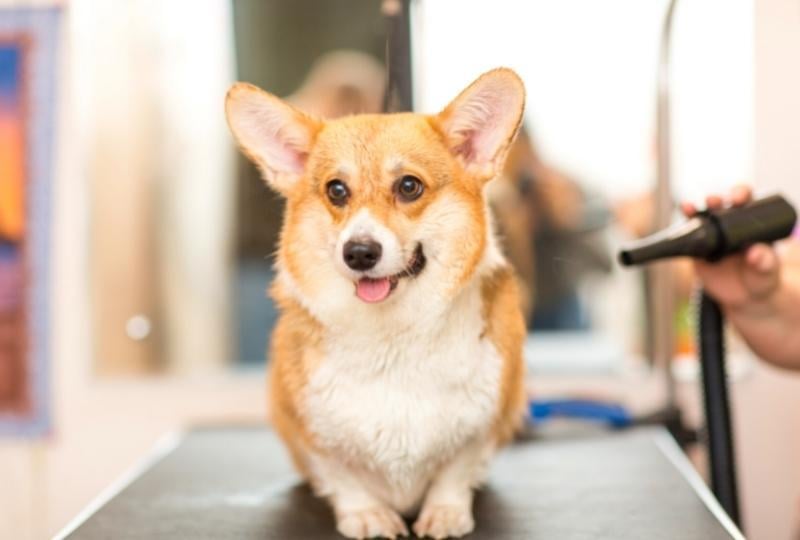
[225, 68, 527, 539]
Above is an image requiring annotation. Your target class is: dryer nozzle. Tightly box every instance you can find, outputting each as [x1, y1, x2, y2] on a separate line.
[618, 194, 797, 266]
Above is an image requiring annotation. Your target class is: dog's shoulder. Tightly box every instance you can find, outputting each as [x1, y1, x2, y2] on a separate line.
[268, 283, 326, 474]
[479, 264, 528, 445]
[479, 264, 526, 352]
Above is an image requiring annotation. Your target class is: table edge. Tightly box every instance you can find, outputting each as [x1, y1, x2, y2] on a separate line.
[653, 430, 746, 540]
[52, 430, 185, 540]
[52, 427, 747, 540]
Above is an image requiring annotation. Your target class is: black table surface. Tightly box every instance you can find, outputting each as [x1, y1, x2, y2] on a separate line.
[58, 426, 744, 540]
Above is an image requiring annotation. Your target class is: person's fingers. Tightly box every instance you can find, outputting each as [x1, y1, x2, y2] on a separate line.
[680, 201, 696, 217]
[705, 195, 724, 210]
[730, 184, 752, 206]
[693, 259, 710, 277]
[757, 249, 778, 273]
[745, 243, 778, 274]
[693, 258, 728, 280]
[745, 244, 765, 268]
[694, 253, 743, 282]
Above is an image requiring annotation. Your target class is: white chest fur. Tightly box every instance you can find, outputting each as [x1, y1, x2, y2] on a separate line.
[301, 282, 502, 510]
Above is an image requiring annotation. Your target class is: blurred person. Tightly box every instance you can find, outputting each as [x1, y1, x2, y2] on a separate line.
[682, 185, 800, 369]
[285, 50, 385, 119]
[490, 125, 612, 330]
[614, 189, 699, 355]
[615, 190, 659, 240]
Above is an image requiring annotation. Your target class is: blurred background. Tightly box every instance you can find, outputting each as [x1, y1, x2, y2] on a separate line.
[0, 0, 799, 539]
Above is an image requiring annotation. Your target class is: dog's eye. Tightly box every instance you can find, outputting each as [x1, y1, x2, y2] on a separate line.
[395, 175, 424, 202]
[326, 180, 350, 206]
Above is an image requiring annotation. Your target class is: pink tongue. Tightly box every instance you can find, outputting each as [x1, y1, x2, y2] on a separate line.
[356, 277, 392, 303]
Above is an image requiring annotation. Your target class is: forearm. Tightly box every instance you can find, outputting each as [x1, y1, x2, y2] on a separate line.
[727, 269, 800, 370]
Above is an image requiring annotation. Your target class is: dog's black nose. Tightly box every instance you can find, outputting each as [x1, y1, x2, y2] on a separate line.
[343, 240, 382, 271]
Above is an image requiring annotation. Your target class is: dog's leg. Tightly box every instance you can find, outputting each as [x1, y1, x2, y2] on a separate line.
[308, 453, 409, 539]
[413, 438, 493, 539]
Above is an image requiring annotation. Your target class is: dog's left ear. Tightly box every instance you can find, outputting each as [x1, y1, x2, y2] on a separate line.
[435, 68, 525, 181]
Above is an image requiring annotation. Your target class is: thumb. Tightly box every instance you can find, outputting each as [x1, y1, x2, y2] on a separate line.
[745, 243, 778, 274]
[742, 244, 780, 298]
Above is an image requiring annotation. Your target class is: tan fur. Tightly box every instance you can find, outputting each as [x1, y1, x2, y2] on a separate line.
[272, 111, 497, 303]
[480, 266, 528, 445]
[267, 286, 324, 476]
[268, 240, 528, 481]
[266, 108, 526, 465]
[227, 67, 528, 539]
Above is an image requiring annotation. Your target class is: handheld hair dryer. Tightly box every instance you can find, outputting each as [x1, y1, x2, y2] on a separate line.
[619, 194, 797, 266]
[617, 193, 797, 529]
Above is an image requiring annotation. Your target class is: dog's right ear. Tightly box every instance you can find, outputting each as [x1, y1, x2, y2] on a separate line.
[226, 83, 321, 194]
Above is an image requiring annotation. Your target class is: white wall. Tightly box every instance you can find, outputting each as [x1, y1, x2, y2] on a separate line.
[743, 1, 800, 539]
[755, 0, 800, 206]
[412, 0, 753, 202]
[0, 2, 257, 538]
[72, 0, 236, 372]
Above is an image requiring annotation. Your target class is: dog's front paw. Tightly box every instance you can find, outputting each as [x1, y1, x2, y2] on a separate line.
[336, 506, 409, 539]
[413, 504, 474, 539]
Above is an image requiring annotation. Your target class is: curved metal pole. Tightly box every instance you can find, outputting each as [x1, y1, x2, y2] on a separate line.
[654, 3, 742, 526]
[650, 0, 680, 409]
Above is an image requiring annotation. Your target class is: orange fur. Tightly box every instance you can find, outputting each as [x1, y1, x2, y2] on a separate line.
[480, 266, 528, 445]
[227, 67, 528, 539]
[267, 285, 324, 476]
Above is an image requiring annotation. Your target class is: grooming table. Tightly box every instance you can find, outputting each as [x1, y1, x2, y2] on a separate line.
[56, 426, 744, 539]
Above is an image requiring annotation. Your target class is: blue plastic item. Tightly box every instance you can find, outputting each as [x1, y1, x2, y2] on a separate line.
[529, 398, 633, 429]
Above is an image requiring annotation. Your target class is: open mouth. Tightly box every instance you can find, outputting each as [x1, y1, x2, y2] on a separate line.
[355, 244, 426, 304]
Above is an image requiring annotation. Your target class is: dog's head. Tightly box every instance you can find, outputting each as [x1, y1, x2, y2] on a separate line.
[226, 68, 525, 321]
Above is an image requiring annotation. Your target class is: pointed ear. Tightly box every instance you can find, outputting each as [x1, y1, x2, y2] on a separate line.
[225, 83, 322, 194]
[435, 68, 525, 180]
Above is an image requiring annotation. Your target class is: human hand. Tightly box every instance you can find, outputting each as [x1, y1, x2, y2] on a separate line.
[680, 185, 781, 315]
